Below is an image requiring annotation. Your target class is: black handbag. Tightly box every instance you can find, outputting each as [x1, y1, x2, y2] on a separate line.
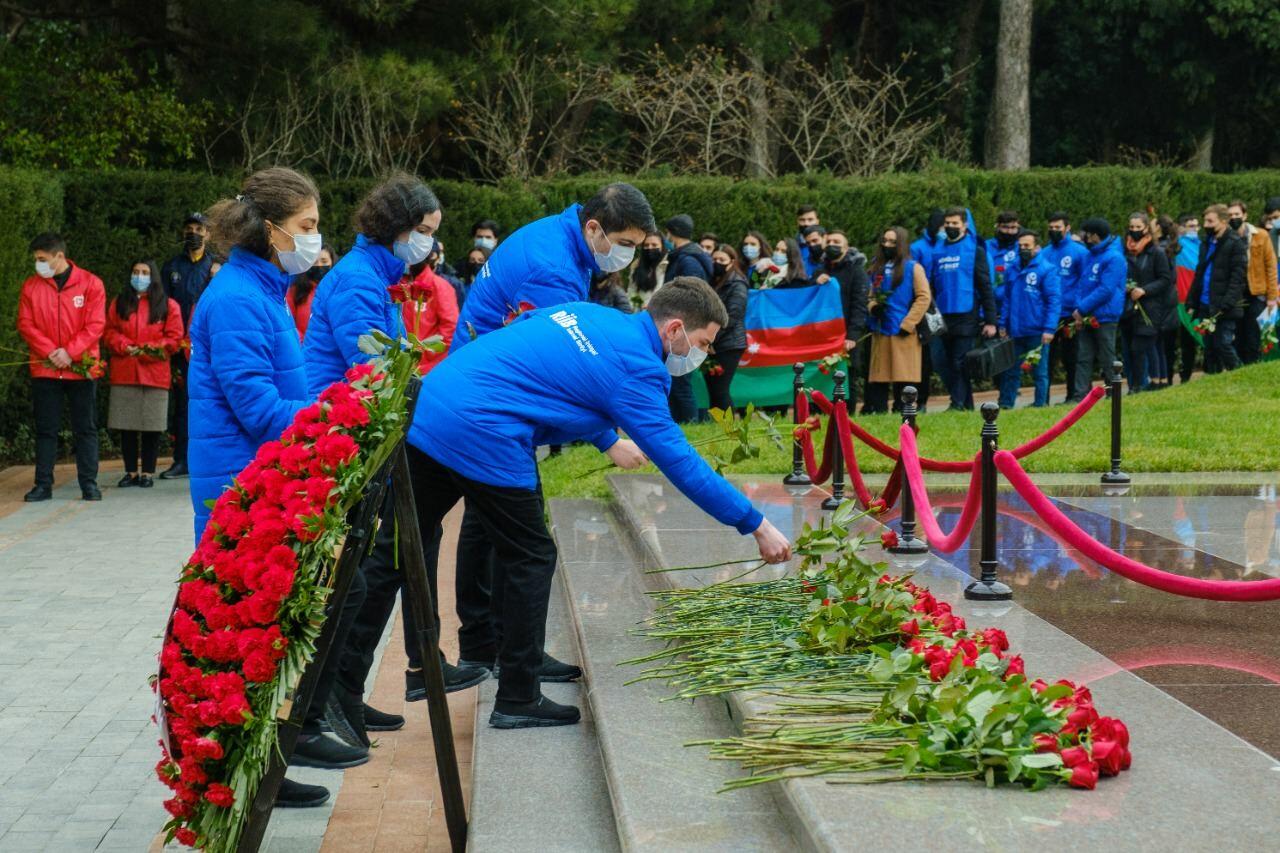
[963, 337, 1017, 381]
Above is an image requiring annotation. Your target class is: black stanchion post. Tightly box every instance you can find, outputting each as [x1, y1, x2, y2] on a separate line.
[890, 386, 928, 554]
[783, 361, 812, 486]
[1101, 359, 1130, 484]
[821, 370, 846, 511]
[965, 402, 1012, 601]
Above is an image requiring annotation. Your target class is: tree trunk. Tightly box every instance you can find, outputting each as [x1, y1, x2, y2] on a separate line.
[742, 0, 776, 178]
[1190, 122, 1214, 171]
[944, 0, 985, 133]
[985, 0, 1032, 170]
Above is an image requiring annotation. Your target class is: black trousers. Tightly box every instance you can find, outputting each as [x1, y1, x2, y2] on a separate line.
[704, 349, 743, 412]
[916, 340, 932, 410]
[304, 556, 367, 730]
[170, 357, 189, 464]
[1236, 296, 1267, 365]
[1052, 324, 1081, 401]
[31, 378, 98, 490]
[1177, 324, 1199, 383]
[862, 382, 912, 414]
[1204, 318, 1241, 374]
[408, 446, 557, 704]
[119, 430, 160, 474]
[456, 505, 499, 662]
[334, 487, 432, 699]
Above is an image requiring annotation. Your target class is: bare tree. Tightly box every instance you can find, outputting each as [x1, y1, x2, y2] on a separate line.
[985, 0, 1032, 170]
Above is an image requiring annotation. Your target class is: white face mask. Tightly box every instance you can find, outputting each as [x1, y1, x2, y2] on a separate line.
[664, 323, 707, 377]
[130, 274, 151, 293]
[270, 222, 323, 275]
[741, 244, 760, 261]
[474, 236, 497, 250]
[394, 230, 435, 266]
[589, 225, 635, 273]
[771, 251, 787, 266]
[34, 260, 55, 279]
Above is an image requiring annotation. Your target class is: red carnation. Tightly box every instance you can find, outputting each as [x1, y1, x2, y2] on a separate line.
[1032, 734, 1059, 753]
[314, 433, 359, 470]
[242, 650, 278, 683]
[190, 737, 223, 761]
[218, 693, 252, 725]
[1068, 761, 1099, 790]
[821, 598, 832, 606]
[174, 827, 198, 846]
[204, 782, 235, 808]
[880, 530, 899, 549]
[164, 797, 193, 819]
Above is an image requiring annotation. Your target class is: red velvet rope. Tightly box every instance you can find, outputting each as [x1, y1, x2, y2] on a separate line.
[794, 390, 901, 510]
[843, 385, 1109, 472]
[994, 450, 1280, 602]
[794, 392, 836, 484]
[898, 424, 983, 552]
[833, 404, 902, 511]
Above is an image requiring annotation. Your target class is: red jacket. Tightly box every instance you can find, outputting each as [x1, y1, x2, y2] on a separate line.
[104, 295, 184, 389]
[286, 281, 316, 341]
[401, 268, 459, 374]
[16, 263, 106, 380]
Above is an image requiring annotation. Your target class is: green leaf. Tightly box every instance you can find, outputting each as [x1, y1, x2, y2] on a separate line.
[1020, 753, 1064, 769]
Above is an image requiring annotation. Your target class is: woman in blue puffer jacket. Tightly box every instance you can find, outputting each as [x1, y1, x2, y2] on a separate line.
[187, 167, 321, 540]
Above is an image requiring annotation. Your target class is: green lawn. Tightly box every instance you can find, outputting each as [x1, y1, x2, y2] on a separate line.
[539, 360, 1280, 500]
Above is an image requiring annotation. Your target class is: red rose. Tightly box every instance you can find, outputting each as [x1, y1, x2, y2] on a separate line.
[1029, 678, 1048, 693]
[204, 782, 235, 808]
[1092, 716, 1129, 749]
[174, 827, 198, 847]
[1091, 738, 1125, 776]
[1021, 361, 1032, 372]
[821, 598, 832, 606]
[1068, 762, 1099, 790]
[818, 364, 830, 375]
[880, 530, 899, 549]
[980, 627, 1009, 652]
[1060, 746, 1090, 768]
[1067, 703, 1099, 732]
[928, 656, 953, 681]
[899, 619, 920, 637]
[1003, 655, 1025, 677]
[1033, 734, 1059, 753]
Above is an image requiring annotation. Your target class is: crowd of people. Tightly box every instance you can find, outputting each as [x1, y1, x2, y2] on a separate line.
[12, 171, 1279, 809]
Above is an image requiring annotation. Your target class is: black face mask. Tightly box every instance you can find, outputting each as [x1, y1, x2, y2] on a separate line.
[824, 244, 843, 261]
[641, 247, 664, 265]
[944, 226, 962, 241]
[808, 244, 825, 262]
[997, 231, 1017, 247]
[184, 232, 204, 253]
[307, 264, 330, 283]
[881, 243, 895, 256]
[1048, 230, 1065, 245]
[1127, 229, 1145, 242]
[1018, 248, 1034, 264]
[712, 261, 728, 279]
[1228, 217, 1244, 230]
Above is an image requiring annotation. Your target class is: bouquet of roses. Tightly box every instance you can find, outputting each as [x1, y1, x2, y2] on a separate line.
[1065, 314, 1101, 338]
[816, 349, 847, 375]
[62, 351, 106, 379]
[154, 331, 424, 852]
[701, 356, 725, 378]
[1192, 313, 1218, 337]
[133, 343, 171, 360]
[1261, 321, 1278, 357]
[1020, 346, 1043, 373]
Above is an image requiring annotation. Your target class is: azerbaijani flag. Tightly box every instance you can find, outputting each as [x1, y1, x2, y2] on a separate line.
[694, 282, 845, 407]
[1174, 234, 1202, 344]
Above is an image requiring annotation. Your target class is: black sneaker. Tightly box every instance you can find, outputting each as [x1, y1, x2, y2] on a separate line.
[363, 703, 405, 732]
[138, 474, 154, 488]
[159, 461, 188, 480]
[538, 653, 582, 683]
[23, 486, 52, 502]
[405, 660, 489, 701]
[324, 695, 369, 749]
[118, 474, 139, 488]
[274, 777, 329, 809]
[82, 485, 102, 501]
[289, 733, 369, 769]
[489, 694, 581, 729]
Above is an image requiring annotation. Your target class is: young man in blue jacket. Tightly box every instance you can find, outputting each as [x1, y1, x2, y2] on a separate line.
[1072, 218, 1127, 395]
[998, 231, 1061, 408]
[985, 210, 1022, 310]
[451, 184, 656, 688]
[408, 278, 792, 728]
[930, 208, 998, 410]
[1039, 212, 1090, 402]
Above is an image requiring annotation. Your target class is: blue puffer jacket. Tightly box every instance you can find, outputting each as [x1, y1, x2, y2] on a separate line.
[408, 303, 764, 535]
[1076, 236, 1127, 324]
[187, 248, 309, 540]
[303, 235, 406, 398]
[453, 204, 597, 352]
[999, 254, 1061, 338]
[1038, 236, 1090, 317]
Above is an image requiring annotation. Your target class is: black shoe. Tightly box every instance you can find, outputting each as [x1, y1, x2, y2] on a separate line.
[82, 485, 102, 501]
[405, 660, 489, 701]
[23, 486, 52, 502]
[159, 461, 188, 480]
[274, 777, 329, 809]
[363, 702, 405, 732]
[490, 694, 581, 729]
[538, 653, 583, 683]
[118, 474, 139, 488]
[138, 474, 154, 488]
[324, 694, 369, 749]
[289, 733, 369, 769]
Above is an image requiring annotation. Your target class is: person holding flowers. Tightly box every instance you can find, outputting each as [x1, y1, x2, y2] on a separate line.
[104, 260, 183, 488]
[187, 166, 342, 806]
[997, 230, 1060, 409]
[862, 226, 931, 414]
[1188, 204, 1248, 374]
[16, 232, 106, 502]
[1120, 212, 1172, 393]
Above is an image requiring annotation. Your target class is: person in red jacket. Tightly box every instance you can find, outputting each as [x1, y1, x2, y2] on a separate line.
[104, 261, 184, 488]
[16, 232, 107, 502]
[285, 245, 335, 341]
[400, 260, 459, 373]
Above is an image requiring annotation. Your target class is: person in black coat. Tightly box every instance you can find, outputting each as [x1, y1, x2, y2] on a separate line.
[1120, 213, 1172, 393]
[1187, 205, 1248, 373]
[814, 230, 870, 410]
[705, 245, 749, 411]
[663, 214, 712, 421]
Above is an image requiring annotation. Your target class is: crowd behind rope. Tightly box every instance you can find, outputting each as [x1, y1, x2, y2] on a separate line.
[11, 173, 1280, 810]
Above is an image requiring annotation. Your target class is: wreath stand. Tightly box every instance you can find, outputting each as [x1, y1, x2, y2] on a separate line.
[236, 380, 467, 853]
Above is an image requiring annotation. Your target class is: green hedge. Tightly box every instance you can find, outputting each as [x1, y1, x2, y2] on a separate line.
[4, 165, 1280, 461]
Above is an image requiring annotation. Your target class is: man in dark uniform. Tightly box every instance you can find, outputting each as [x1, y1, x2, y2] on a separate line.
[159, 212, 213, 479]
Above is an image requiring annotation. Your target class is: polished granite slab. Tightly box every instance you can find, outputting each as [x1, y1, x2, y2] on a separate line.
[601, 474, 1280, 851]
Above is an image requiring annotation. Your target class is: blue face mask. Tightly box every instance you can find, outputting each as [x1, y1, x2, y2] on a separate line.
[771, 251, 788, 266]
[130, 274, 151, 293]
[664, 324, 707, 377]
[741, 244, 760, 261]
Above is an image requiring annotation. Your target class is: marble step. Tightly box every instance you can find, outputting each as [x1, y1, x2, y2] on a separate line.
[605, 472, 1280, 852]
[551, 498, 800, 853]
[467, 564, 619, 853]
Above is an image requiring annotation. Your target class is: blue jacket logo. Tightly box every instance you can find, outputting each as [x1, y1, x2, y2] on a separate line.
[1061, 257, 1072, 270]
[1091, 263, 1100, 274]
